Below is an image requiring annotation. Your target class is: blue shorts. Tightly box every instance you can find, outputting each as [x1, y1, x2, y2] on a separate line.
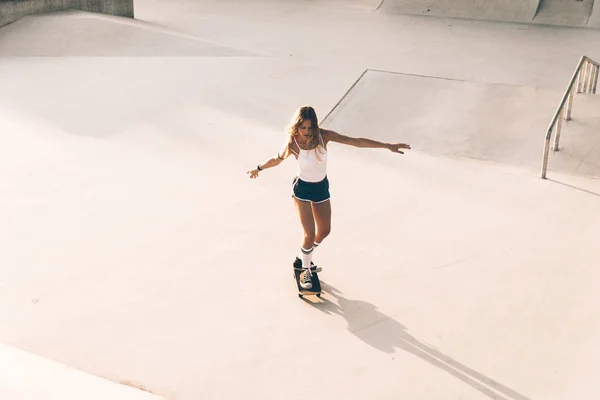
[292, 176, 330, 203]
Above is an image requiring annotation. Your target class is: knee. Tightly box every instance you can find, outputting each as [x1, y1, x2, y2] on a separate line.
[304, 231, 316, 245]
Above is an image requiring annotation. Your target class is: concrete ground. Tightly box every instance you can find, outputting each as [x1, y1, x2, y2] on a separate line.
[1, 1, 600, 399]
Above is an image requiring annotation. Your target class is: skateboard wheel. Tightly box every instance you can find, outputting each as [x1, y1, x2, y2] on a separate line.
[316, 293, 321, 298]
[298, 294, 303, 298]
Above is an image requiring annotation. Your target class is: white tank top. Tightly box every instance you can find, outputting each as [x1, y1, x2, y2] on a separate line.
[292, 136, 327, 182]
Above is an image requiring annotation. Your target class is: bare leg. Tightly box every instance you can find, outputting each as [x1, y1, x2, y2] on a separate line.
[294, 198, 316, 288]
[312, 200, 331, 244]
[309, 199, 331, 272]
[294, 198, 315, 249]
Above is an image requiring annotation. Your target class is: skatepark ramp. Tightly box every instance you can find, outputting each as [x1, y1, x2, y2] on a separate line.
[378, 0, 600, 28]
[541, 55, 600, 179]
[323, 67, 600, 178]
[0, 342, 166, 400]
[4, 0, 597, 29]
[0, 10, 251, 57]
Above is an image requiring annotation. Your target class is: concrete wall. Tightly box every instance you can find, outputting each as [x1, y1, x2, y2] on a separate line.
[379, 0, 540, 24]
[379, 0, 600, 28]
[589, 1, 600, 28]
[0, 0, 134, 28]
[533, 0, 595, 27]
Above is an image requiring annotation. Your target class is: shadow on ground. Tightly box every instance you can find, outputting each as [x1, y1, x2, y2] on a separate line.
[307, 281, 530, 400]
[547, 178, 600, 197]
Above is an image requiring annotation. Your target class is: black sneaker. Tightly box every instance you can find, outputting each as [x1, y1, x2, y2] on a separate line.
[293, 257, 322, 273]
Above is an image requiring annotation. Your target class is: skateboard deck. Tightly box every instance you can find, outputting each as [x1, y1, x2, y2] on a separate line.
[293, 258, 321, 298]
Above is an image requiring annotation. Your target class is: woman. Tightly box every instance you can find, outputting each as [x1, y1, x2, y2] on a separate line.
[247, 106, 410, 289]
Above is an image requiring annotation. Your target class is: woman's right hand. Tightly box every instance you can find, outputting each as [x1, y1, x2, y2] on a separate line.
[247, 168, 259, 179]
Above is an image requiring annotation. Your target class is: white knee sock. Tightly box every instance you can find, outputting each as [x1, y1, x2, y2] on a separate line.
[300, 246, 313, 269]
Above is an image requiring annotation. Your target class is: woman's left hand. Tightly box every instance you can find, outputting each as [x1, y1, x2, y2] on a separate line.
[388, 143, 411, 154]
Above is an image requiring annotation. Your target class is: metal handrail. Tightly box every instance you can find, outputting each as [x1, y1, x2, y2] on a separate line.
[540, 55, 599, 179]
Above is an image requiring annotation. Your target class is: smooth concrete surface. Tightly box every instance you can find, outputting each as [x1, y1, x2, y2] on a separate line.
[1, 1, 600, 399]
[0, 343, 166, 400]
[549, 95, 600, 177]
[0, 0, 133, 28]
[0, 11, 252, 57]
[324, 70, 600, 177]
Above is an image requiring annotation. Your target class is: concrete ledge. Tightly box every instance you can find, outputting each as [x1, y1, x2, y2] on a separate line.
[378, 0, 600, 28]
[0, 342, 166, 400]
[589, 1, 600, 28]
[533, 0, 595, 27]
[379, 0, 540, 24]
[0, 0, 134, 28]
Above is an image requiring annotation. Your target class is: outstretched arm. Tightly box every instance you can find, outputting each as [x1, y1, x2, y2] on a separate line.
[322, 129, 411, 154]
[247, 140, 292, 179]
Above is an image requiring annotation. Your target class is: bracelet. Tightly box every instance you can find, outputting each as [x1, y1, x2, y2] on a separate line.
[257, 164, 263, 171]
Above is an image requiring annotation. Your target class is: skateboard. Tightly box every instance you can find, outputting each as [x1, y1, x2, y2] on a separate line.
[293, 257, 321, 298]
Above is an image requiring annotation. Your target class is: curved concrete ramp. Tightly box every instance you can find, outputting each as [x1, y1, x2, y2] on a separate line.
[378, 0, 539, 24]
[0, 11, 253, 57]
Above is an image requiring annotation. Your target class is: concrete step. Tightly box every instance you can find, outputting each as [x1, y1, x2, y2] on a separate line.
[533, 0, 595, 27]
[0, 342, 167, 400]
[323, 69, 600, 177]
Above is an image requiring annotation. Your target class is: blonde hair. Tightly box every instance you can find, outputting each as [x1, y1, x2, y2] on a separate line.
[286, 105, 326, 156]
